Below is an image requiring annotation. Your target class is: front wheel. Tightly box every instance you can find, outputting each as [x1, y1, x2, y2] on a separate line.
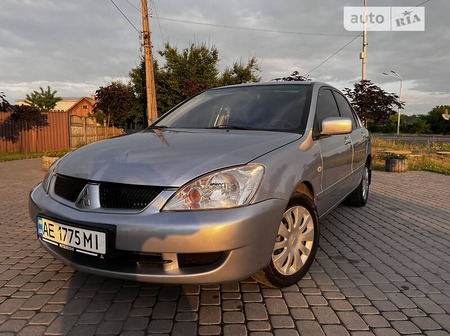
[253, 194, 319, 288]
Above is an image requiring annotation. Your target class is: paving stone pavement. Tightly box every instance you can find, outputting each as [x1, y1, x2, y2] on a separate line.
[1, 158, 450, 336]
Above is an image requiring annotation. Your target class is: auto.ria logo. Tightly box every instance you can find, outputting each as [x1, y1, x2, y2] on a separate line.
[344, 7, 425, 31]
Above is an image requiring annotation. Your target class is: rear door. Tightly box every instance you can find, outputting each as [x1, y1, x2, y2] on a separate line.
[333, 91, 368, 185]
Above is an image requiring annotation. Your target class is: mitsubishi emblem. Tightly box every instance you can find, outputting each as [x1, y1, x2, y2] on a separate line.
[79, 186, 91, 207]
[75, 184, 100, 209]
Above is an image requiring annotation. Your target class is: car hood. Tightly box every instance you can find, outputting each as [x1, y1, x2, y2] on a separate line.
[56, 129, 301, 187]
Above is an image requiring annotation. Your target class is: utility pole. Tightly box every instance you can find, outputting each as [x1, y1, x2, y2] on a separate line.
[141, 0, 158, 125]
[361, 0, 367, 81]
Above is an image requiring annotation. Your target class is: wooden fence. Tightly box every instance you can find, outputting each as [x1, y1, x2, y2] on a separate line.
[70, 115, 124, 148]
[0, 111, 124, 153]
[0, 111, 69, 153]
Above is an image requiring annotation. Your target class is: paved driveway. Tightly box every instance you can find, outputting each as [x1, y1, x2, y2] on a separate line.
[1, 158, 449, 336]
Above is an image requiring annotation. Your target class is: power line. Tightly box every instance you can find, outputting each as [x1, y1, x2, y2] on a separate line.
[109, 0, 141, 34]
[153, 17, 354, 37]
[110, 1, 432, 38]
[110, 2, 357, 38]
[121, 0, 140, 12]
[305, 34, 361, 76]
[416, 0, 432, 6]
[109, 0, 433, 76]
[151, 1, 166, 45]
[305, 0, 433, 75]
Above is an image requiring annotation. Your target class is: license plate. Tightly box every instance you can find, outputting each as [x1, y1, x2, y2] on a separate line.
[37, 217, 106, 257]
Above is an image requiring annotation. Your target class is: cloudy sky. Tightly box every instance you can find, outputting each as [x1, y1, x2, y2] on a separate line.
[1, 0, 448, 115]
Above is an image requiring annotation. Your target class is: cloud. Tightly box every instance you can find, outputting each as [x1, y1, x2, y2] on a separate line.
[0, 0, 448, 115]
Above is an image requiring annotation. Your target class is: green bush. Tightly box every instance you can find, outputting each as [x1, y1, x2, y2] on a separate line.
[383, 153, 408, 160]
[0, 152, 44, 162]
[43, 149, 71, 158]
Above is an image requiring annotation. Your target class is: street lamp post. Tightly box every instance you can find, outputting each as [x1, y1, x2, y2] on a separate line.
[383, 70, 403, 136]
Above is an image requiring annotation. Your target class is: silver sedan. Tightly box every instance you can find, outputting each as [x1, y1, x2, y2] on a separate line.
[29, 82, 371, 287]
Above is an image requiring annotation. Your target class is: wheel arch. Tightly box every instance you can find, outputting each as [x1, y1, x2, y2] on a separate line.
[366, 154, 372, 184]
[294, 181, 315, 201]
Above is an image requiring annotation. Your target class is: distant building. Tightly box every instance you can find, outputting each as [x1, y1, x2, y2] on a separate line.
[16, 96, 96, 117]
[65, 97, 96, 118]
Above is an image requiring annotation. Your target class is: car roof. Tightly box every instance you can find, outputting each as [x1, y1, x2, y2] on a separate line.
[210, 81, 327, 91]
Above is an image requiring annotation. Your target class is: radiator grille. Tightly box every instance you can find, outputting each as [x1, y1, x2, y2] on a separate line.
[99, 182, 164, 209]
[54, 175, 86, 202]
[54, 175, 163, 210]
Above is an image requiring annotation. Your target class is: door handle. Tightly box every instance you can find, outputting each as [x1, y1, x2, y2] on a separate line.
[344, 138, 351, 146]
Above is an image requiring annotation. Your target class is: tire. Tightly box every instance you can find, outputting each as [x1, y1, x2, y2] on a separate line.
[345, 163, 370, 207]
[253, 194, 320, 288]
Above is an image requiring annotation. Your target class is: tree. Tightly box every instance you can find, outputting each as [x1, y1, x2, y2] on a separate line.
[409, 116, 432, 134]
[129, 58, 181, 121]
[219, 57, 261, 86]
[128, 57, 147, 125]
[92, 81, 135, 127]
[272, 71, 309, 82]
[155, 42, 220, 113]
[0, 92, 47, 144]
[344, 80, 404, 125]
[1, 91, 41, 122]
[423, 105, 450, 134]
[129, 42, 261, 117]
[1, 92, 12, 112]
[25, 86, 62, 112]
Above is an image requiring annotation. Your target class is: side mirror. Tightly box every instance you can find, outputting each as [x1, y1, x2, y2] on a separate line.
[321, 117, 352, 136]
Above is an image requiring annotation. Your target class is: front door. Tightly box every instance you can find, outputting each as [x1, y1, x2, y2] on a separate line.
[314, 88, 354, 214]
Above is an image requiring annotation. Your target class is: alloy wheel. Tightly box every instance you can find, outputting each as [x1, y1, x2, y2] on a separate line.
[272, 205, 315, 276]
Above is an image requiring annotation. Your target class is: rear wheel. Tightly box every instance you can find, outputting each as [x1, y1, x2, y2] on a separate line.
[253, 194, 319, 288]
[345, 163, 370, 207]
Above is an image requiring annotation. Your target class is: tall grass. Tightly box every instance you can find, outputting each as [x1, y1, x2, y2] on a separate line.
[372, 135, 450, 175]
[372, 136, 450, 153]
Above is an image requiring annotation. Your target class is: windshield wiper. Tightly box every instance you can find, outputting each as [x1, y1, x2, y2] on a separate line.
[210, 124, 258, 130]
[147, 125, 168, 129]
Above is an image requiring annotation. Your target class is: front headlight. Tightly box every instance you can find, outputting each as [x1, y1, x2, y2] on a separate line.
[163, 164, 265, 211]
[42, 158, 61, 194]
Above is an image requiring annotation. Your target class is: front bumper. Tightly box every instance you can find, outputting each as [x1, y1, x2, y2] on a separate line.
[29, 184, 287, 284]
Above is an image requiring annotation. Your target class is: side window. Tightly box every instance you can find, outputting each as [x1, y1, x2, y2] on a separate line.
[333, 92, 358, 129]
[315, 89, 340, 131]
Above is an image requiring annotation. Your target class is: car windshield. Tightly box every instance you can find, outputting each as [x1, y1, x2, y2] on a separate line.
[154, 85, 312, 133]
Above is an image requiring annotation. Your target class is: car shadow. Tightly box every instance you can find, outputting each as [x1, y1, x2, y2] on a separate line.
[43, 271, 256, 335]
